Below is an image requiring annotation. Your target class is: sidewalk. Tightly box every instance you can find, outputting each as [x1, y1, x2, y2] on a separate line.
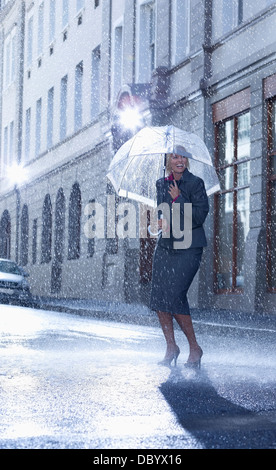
[36, 296, 276, 336]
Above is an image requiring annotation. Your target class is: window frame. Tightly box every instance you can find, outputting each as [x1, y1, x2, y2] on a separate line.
[136, 0, 156, 83]
[68, 183, 81, 260]
[213, 88, 251, 294]
[171, 0, 191, 67]
[264, 74, 276, 292]
[111, 19, 123, 103]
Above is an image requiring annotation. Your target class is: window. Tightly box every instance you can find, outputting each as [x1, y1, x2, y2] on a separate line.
[241, 1, 275, 23]
[20, 205, 29, 266]
[9, 121, 14, 165]
[213, 89, 251, 292]
[62, 0, 69, 28]
[68, 183, 81, 260]
[25, 108, 31, 161]
[60, 75, 68, 140]
[171, 0, 190, 66]
[54, 188, 65, 262]
[41, 194, 52, 263]
[3, 126, 8, 173]
[0, 210, 11, 259]
[38, 2, 44, 56]
[91, 47, 100, 119]
[47, 87, 54, 148]
[264, 74, 276, 291]
[49, 0, 56, 43]
[4, 41, 11, 86]
[2, 123, 13, 172]
[75, 62, 83, 131]
[87, 199, 95, 257]
[27, 16, 33, 67]
[11, 36, 16, 80]
[35, 98, 42, 156]
[51, 189, 65, 293]
[32, 219, 38, 264]
[112, 24, 123, 101]
[4, 33, 16, 88]
[105, 183, 118, 255]
[77, 0, 84, 12]
[137, 0, 156, 82]
[212, 0, 243, 39]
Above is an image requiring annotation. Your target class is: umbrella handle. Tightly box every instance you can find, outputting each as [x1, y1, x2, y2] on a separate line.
[148, 225, 162, 237]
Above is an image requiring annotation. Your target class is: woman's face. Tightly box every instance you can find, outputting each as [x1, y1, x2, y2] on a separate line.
[169, 154, 188, 176]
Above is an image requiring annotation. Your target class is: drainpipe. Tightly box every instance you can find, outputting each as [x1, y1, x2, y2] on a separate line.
[199, 0, 214, 309]
[107, 0, 112, 108]
[17, 0, 25, 164]
[200, 0, 213, 97]
[15, 0, 25, 263]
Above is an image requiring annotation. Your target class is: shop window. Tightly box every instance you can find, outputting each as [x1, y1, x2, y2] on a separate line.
[264, 74, 276, 291]
[213, 88, 251, 293]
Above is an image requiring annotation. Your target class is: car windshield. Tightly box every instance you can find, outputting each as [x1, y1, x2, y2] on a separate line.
[0, 261, 21, 275]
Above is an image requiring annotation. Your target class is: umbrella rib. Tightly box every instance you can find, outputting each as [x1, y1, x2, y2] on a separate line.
[117, 154, 136, 196]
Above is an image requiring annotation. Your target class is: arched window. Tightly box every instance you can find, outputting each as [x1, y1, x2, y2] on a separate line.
[54, 188, 65, 262]
[20, 204, 29, 266]
[41, 194, 52, 263]
[51, 188, 66, 293]
[0, 210, 11, 259]
[68, 183, 81, 260]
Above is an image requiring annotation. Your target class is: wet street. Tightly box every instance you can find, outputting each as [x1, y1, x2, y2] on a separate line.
[0, 304, 275, 449]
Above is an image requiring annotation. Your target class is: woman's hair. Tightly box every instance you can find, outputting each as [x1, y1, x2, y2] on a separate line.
[165, 153, 190, 175]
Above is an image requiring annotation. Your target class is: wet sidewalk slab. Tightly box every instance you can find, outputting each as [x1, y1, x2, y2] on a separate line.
[36, 296, 276, 336]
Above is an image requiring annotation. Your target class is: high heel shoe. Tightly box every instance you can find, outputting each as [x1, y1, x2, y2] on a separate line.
[158, 346, 180, 367]
[184, 348, 203, 370]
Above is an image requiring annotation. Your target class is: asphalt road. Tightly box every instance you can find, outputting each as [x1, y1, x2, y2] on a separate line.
[0, 304, 275, 449]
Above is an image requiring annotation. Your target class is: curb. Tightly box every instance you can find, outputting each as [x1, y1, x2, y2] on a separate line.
[37, 298, 276, 337]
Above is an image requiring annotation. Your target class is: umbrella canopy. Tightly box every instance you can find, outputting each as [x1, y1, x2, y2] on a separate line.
[107, 125, 220, 207]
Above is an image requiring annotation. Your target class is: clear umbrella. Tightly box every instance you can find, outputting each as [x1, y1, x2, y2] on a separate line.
[107, 125, 220, 207]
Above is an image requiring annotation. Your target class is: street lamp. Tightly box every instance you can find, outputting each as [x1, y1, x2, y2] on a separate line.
[119, 106, 144, 132]
[6, 164, 27, 187]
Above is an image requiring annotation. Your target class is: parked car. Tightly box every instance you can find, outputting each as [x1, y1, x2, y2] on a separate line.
[0, 258, 33, 306]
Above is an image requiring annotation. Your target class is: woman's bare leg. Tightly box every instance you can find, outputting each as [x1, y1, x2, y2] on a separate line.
[174, 313, 202, 362]
[157, 311, 179, 359]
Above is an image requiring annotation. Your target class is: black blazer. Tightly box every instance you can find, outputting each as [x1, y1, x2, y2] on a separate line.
[156, 169, 209, 250]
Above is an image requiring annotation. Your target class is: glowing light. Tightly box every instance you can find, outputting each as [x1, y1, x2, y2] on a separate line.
[119, 107, 143, 131]
[6, 164, 27, 186]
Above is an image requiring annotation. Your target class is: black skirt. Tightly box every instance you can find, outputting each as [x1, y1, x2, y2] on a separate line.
[150, 244, 203, 315]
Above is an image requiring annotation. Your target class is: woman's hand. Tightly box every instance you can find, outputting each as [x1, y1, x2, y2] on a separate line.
[168, 180, 180, 200]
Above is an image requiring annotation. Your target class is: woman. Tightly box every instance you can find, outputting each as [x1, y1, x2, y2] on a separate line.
[150, 153, 209, 368]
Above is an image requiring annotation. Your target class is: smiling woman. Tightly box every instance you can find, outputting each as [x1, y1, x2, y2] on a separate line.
[150, 154, 210, 369]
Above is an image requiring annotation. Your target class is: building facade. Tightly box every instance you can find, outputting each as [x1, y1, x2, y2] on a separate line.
[0, 0, 275, 314]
